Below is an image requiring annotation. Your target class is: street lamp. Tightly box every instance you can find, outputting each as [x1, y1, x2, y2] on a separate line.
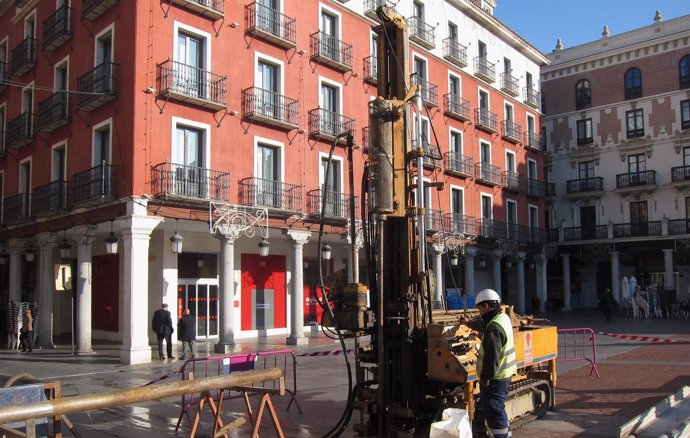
[25, 245, 36, 263]
[170, 220, 184, 254]
[104, 221, 118, 255]
[58, 238, 71, 259]
[258, 238, 270, 257]
[450, 252, 459, 267]
[322, 243, 332, 261]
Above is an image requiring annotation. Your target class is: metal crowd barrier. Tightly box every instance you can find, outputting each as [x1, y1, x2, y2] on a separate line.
[174, 349, 301, 431]
[557, 327, 600, 378]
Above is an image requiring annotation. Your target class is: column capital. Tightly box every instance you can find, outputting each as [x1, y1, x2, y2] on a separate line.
[561, 253, 571, 261]
[35, 232, 58, 248]
[216, 231, 238, 244]
[465, 246, 478, 257]
[73, 225, 98, 245]
[118, 215, 164, 238]
[8, 238, 27, 255]
[492, 249, 502, 259]
[431, 242, 445, 254]
[517, 251, 527, 260]
[533, 253, 547, 263]
[285, 229, 311, 246]
[609, 250, 620, 256]
[662, 248, 674, 254]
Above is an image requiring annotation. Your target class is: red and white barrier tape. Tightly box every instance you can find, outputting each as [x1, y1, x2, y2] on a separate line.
[597, 331, 690, 344]
[298, 349, 354, 357]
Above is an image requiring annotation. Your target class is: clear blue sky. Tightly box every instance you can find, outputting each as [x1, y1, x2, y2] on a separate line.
[493, 1, 690, 54]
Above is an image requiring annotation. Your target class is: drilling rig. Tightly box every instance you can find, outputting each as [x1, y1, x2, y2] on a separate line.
[323, 6, 558, 437]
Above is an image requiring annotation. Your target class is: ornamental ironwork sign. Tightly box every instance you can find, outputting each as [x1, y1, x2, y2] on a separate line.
[209, 202, 269, 240]
[432, 231, 469, 255]
[345, 219, 365, 250]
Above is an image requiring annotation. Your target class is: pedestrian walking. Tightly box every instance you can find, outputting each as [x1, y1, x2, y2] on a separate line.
[20, 307, 33, 352]
[599, 288, 616, 323]
[177, 308, 196, 360]
[151, 303, 174, 360]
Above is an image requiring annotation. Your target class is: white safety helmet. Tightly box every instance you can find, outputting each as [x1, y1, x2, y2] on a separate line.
[475, 289, 501, 306]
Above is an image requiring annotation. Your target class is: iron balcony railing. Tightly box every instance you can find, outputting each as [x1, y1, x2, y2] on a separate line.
[413, 76, 438, 106]
[158, 59, 227, 109]
[527, 227, 548, 245]
[527, 178, 547, 198]
[577, 135, 594, 146]
[363, 55, 377, 83]
[77, 61, 118, 111]
[474, 56, 495, 82]
[523, 86, 540, 109]
[71, 162, 118, 205]
[672, 165, 690, 182]
[0, 62, 7, 92]
[444, 151, 473, 176]
[43, 4, 72, 51]
[668, 219, 690, 236]
[412, 140, 441, 167]
[524, 131, 542, 151]
[501, 120, 522, 143]
[11, 37, 36, 76]
[424, 209, 444, 232]
[364, 0, 396, 19]
[4, 193, 31, 224]
[500, 72, 519, 96]
[245, 2, 296, 48]
[171, 0, 224, 19]
[151, 162, 231, 202]
[409, 16, 435, 48]
[242, 86, 299, 129]
[478, 219, 507, 240]
[32, 180, 69, 216]
[475, 162, 501, 185]
[82, 0, 119, 21]
[502, 171, 525, 192]
[475, 108, 498, 132]
[310, 31, 353, 71]
[37, 92, 69, 132]
[445, 213, 477, 235]
[6, 112, 34, 149]
[443, 93, 470, 120]
[443, 38, 467, 67]
[306, 189, 357, 220]
[613, 221, 661, 238]
[566, 177, 603, 194]
[238, 177, 302, 212]
[564, 225, 608, 241]
[308, 108, 355, 140]
[616, 170, 656, 189]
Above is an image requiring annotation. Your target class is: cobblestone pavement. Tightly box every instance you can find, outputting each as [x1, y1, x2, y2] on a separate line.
[1, 309, 689, 437]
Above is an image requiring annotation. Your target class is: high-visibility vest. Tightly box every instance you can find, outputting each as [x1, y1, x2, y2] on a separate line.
[476, 312, 517, 379]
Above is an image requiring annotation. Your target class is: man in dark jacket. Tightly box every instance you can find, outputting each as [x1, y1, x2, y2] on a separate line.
[177, 308, 196, 360]
[151, 303, 174, 360]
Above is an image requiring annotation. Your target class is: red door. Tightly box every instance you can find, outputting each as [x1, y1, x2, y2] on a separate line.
[241, 254, 286, 331]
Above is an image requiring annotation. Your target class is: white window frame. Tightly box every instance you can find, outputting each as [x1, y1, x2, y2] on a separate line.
[318, 3, 342, 40]
[527, 158, 537, 180]
[505, 150, 516, 172]
[318, 152, 344, 192]
[528, 204, 539, 228]
[19, 157, 32, 194]
[253, 136, 285, 182]
[478, 86, 490, 110]
[24, 10, 37, 39]
[0, 36, 8, 64]
[254, 51, 284, 92]
[21, 81, 34, 114]
[525, 113, 536, 134]
[54, 54, 69, 91]
[51, 140, 68, 181]
[506, 199, 518, 223]
[0, 101, 6, 132]
[412, 52, 429, 81]
[450, 184, 464, 215]
[92, 117, 113, 166]
[480, 193, 493, 220]
[504, 101, 514, 122]
[448, 72, 461, 96]
[479, 139, 491, 164]
[173, 21, 211, 71]
[171, 116, 211, 169]
[449, 127, 463, 155]
[94, 22, 115, 65]
[318, 76, 342, 112]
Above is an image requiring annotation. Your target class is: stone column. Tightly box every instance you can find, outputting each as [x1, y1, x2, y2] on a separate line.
[610, 251, 621, 303]
[74, 226, 97, 354]
[492, 250, 502, 293]
[118, 200, 163, 365]
[534, 253, 548, 313]
[215, 233, 237, 353]
[342, 229, 362, 284]
[662, 248, 675, 292]
[562, 254, 572, 311]
[287, 230, 310, 345]
[516, 252, 526, 314]
[36, 233, 57, 349]
[464, 247, 477, 302]
[8, 239, 25, 303]
[431, 243, 444, 304]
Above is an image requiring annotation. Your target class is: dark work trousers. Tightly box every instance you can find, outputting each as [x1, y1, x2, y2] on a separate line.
[157, 333, 173, 359]
[479, 379, 512, 438]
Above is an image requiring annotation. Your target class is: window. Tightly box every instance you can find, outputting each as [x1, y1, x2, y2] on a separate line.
[681, 99, 690, 130]
[256, 142, 281, 207]
[413, 1, 424, 21]
[479, 89, 489, 113]
[95, 25, 113, 65]
[481, 194, 492, 220]
[626, 109, 644, 138]
[578, 161, 594, 180]
[624, 67, 642, 99]
[503, 58, 511, 75]
[174, 124, 206, 197]
[25, 12, 36, 39]
[627, 153, 646, 185]
[256, 57, 281, 118]
[175, 31, 206, 98]
[477, 40, 486, 58]
[20, 160, 31, 195]
[505, 151, 515, 172]
[319, 7, 340, 61]
[448, 21, 457, 41]
[319, 79, 341, 136]
[93, 120, 111, 166]
[320, 156, 343, 216]
[504, 103, 513, 122]
[450, 130, 462, 154]
[575, 79, 591, 109]
[629, 200, 648, 236]
[413, 56, 428, 97]
[479, 140, 492, 181]
[507, 200, 517, 239]
[576, 118, 593, 145]
[526, 72, 533, 89]
[0, 38, 7, 83]
[449, 74, 460, 96]
[529, 206, 538, 228]
[686, 197, 690, 220]
[681, 55, 690, 89]
[451, 187, 463, 215]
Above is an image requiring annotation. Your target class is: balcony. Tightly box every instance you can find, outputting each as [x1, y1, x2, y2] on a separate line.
[151, 162, 231, 202]
[308, 108, 355, 141]
[443, 38, 467, 68]
[474, 162, 501, 186]
[413, 76, 438, 107]
[42, 5, 72, 52]
[310, 31, 352, 72]
[363, 56, 377, 84]
[501, 120, 522, 143]
[564, 225, 608, 241]
[500, 72, 519, 96]
[245, 2, 295, 49]
[412, 140, 442, 167]
[0, 62, 7, 93]
[613, 222, 661, 238]
[526, 227, 548, 245]
[37, 92, 70, 133]
[615, 170, 656, 194]
[242, 87, 298, 130]
[11, 37, 36, 77]
[566, 177, 604, 197]
[238, 177, 302, 215]
[474, 56, 495, 83]
[32, 180, 68, 217]
[158, 59, 226, 111]
[169, 0, 224, 20]
[4, 193, 31, 224]
[6, 112, 34, 149]
[444, 151, 473, 178]
[523, 86, 540, 110]
[526, 179, 547, 199]
[306, 189, 357, 222]
[77, 62, 118, 112]
[474, 108, 498, 133]
[364, 0, 396, 20]
[668, 219, 690, 236]
[671, 165, 690, 190]
[443, 94, 470, 121]
[445, 213, 477, 236]
[424, 209, 444, 233]
[71, 162, 118, 206]
[577, 135, 594, 146]
[81, 0, 119, 21]
[548, 228, 559, 242]
[478, 219, 507, 240]
[409, 16, 435, 49]
[502, 171, 525, 193]
[524, 131, 542, 152]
